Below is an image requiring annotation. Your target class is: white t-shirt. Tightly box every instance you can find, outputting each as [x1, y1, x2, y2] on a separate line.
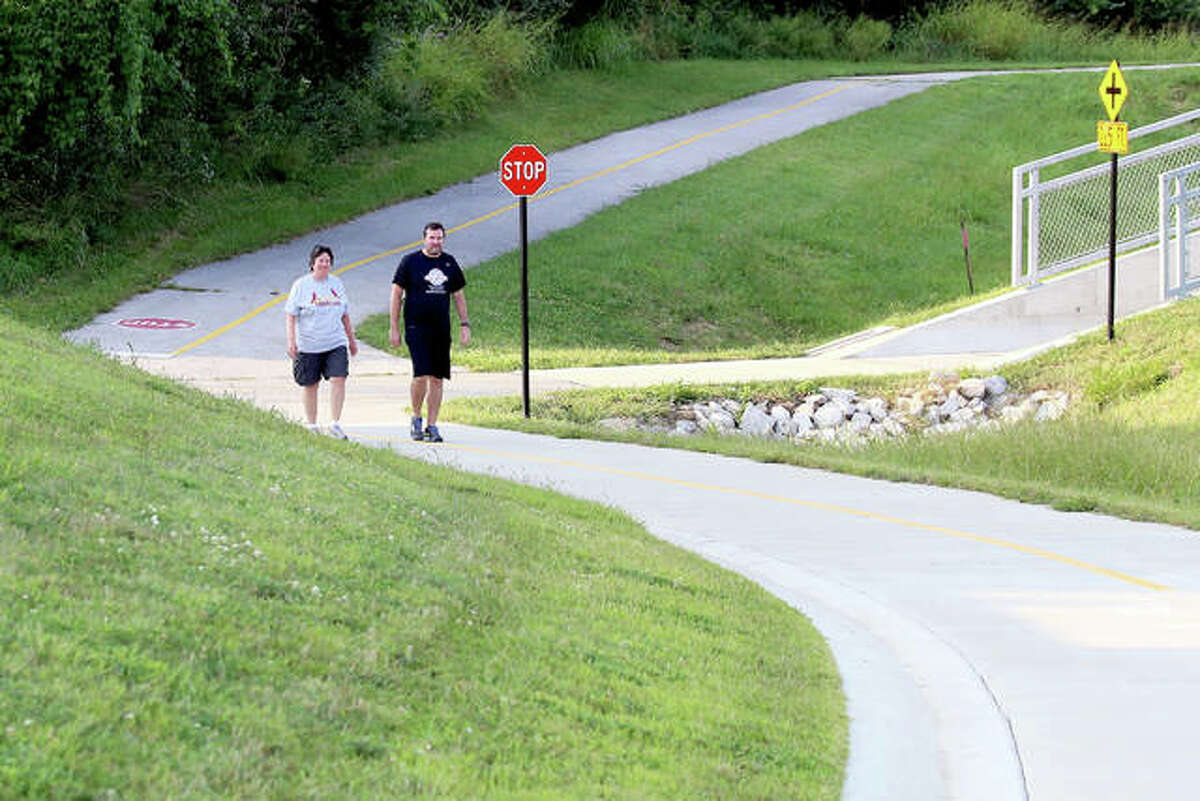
[285, 273, 350, 353]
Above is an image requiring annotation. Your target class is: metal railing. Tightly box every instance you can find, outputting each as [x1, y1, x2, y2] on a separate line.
[1011, 108, 1200, 286]
[1159, 161, 1200, 298]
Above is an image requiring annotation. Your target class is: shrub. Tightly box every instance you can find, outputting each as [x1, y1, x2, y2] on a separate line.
[0, 218, 88, 292]
[724, 12, 775, 57]
[558, 19, 640, 68]
[842, 15, 893, 60]
[0, 0, 238, 200]
[1038, 0, 1200, 31]
[761, 12, 839, 59]
[684, 9, 749, 58]
[897, 0, 1045, 60]
[380, 12, 550, 124]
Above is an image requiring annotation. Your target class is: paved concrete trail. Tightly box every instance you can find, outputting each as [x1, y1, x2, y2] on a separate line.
[69, 69, 1200, 800]
[70, 72, 957, 359]
[373, 424, 1200, 801]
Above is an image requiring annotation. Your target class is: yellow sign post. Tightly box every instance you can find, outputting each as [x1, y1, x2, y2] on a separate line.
[1097, 60, 1129, 341]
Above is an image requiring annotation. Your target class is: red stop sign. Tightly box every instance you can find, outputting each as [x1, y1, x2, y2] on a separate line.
[499, 144, 548, 197]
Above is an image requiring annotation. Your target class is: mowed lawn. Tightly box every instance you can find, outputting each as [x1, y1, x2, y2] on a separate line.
[7, 59, 896, 334]
[0, 314, 845, 799]
[447, 293, 1200, 531]
[356, 67, 1200, 369]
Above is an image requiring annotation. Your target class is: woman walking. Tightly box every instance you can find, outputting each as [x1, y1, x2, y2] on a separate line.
[285, 244, 358, 438]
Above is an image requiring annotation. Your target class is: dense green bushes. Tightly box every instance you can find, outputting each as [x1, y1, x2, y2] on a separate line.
[1040, 0, 1200, 30]
[0, 0, 446, 198]
[380, 13, 555, 127]
[1, 1, 228, 193]
[0, 3, 554, 292]
[6, 0, 1197, 206]
[2, 0, 1199, 300]
[892, 0, 1200, 62]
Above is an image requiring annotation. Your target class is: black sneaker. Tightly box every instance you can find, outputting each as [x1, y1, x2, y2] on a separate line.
[423, 425, 443, 443]
[410, 416, 423, 441]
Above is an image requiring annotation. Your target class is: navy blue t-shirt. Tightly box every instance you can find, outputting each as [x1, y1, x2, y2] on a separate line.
[392, 250, 466, 326]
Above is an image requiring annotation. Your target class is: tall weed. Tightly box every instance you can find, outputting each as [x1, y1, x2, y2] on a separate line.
[1106, 24, 1200, 62]
[580, 8, 846, 61]
[559, 19, 641, 68]
[0, 218, 88, 292]
[1084, 360, 1173, 408]
[897, 0, 1042, 59]
[888, 0, 1200, 61]
[842, 15, 893, 60]
[762, 13, 839, 58]
[381, 12, 550, 126]
[473, 12, 555, 93]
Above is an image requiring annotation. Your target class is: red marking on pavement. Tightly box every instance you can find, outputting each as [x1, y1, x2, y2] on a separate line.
[116, 317, 197, 330]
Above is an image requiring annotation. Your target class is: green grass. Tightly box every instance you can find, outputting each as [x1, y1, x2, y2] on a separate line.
[356, 66, 1200, 371]
[0, 314, 845, 798]
[443, 294, 1200, 530]
[7, 59, 940, 334]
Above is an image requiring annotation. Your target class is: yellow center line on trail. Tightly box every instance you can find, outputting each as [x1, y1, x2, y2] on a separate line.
[534, 82, 854, 201]
[169, 82, 854, 358]
[365, 434, 1171, 593]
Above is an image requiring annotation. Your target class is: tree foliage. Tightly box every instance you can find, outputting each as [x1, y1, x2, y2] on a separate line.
[0, 0, 444, 199]
[1037, 0, 1200, 29]
[0, 0, 1196, 207]
[1, 1, 230, 194]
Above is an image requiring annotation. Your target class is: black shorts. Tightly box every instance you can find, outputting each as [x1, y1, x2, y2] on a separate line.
[293, 346, 349, 386]
[405, 322, 451, 379]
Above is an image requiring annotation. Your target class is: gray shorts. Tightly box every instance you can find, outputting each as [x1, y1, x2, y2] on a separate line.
[292, 346, 349, 386]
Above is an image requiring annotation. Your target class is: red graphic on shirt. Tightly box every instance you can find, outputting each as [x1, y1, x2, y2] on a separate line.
[309, 287, 343, 307]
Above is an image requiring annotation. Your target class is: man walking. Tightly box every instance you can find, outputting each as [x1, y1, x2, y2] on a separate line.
[389, 222, 470, 443]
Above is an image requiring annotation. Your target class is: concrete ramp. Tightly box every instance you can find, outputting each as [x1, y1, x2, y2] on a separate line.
[848, 244, 1171, 360]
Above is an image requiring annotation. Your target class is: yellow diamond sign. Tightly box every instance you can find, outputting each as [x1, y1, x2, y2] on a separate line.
[1099, 60, 1128, 122]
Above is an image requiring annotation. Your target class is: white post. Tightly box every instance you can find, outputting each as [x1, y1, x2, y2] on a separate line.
[1011, 165, 1024, 286]
[1182, 178, 1195, 293]
[1027, 167, 1041, 286]
[1159, 172, 1171, 300]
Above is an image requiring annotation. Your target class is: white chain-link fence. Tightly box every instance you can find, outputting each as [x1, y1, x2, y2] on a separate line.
[1012, 109, 1200, 286]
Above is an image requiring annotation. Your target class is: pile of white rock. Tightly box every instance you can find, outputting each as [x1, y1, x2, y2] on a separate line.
[598, 374, 1070, 445]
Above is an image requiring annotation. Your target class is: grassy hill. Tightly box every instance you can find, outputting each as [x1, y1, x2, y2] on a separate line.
[7, 46, 1200, 797]
[358, 66, 1200, 370]
[395, 64, 1200, 533]
[0, 316, 844, 798]
[2, 60, 874, 334]
[447, 293, 1200, 531]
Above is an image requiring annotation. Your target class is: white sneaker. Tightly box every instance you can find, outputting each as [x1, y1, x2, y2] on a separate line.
[304, 422, 320, 434]
[328, 421, 348, 440]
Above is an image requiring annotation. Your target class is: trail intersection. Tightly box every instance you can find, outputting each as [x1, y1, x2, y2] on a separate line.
[70, 69, 1200, 800]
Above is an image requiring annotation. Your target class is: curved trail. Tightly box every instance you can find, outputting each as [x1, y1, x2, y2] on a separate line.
[69, 73, 949, 358]
[371, 423, 1200, 801]
[69, 67, 1200, 800]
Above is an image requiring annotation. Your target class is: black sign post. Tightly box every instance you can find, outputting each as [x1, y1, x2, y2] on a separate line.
[498, 143, 548, 418]
[519, 196, 530, 417]
[1107, 151, 1118, 341]
[1097, 60, 1128, 342]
